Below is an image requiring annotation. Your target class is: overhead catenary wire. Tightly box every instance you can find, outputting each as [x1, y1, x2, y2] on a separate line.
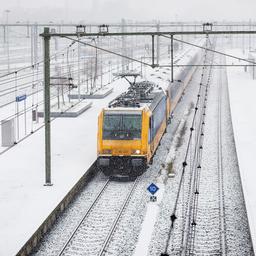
[160, 34, 256, 66]
[0, 40, 172, 102]
[0, 46, 149, 126]
[0, 43, 84, 79]
[0, 53, 142, 107]
[62, 36, 153, 68]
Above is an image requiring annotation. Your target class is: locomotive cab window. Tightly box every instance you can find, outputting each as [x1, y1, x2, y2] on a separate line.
[103, 113, 142, 140]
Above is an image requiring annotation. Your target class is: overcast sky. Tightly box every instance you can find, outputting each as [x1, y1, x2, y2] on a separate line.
[0, 0, 255, 23]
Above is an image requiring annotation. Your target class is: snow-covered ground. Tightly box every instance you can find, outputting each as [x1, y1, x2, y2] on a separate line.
[226, 49, 256, 252]
[1, 37, 254, 256]
[0, 40, 206, 255]
[0, 78, 130, 256]
[31, 45, 206, 256]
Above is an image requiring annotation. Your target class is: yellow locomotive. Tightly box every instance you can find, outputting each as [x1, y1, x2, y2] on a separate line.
[97, 50, 201, 179]
[97, 78, 171, 178]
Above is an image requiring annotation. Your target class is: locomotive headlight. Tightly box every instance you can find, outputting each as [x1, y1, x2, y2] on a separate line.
[102, 149, 112, 154]
[133, 149, 141, 154]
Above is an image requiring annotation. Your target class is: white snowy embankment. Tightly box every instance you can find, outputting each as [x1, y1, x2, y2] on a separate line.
[226, 49, 256, 252]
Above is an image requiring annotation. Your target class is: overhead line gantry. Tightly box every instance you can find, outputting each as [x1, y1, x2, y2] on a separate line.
[40, 24, 256, 185]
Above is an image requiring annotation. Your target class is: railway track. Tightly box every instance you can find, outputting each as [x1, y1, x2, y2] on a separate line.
[187, 55, 227, 255]
[156, 42, 214, 256]
[57, 177, 140, 256]
[180, 51, 214, 255]
[217, 57, 227, 255]
[23, 42, 206, 256]
[159, 39, 230, 255]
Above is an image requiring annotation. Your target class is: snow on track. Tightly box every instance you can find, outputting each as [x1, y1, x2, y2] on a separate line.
[58, 179, 138, 256]
[147, 47, 253, 256]
[31, 54, 204, 256]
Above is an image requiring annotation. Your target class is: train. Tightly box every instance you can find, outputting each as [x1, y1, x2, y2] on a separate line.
[97, 47, 204, 179]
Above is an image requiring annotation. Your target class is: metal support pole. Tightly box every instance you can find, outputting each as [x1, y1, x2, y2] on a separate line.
[141, 56, 143, 75]
[5, 10, 10, 73]
[243, 24, 245, 54]
[171, 34, 174, 82]
[77, 36, 81, 101]
[181, 23, 184, 50]
[3, 25, 6, 44]
[6, 25, 10, 73]
[249, 19, 252, 51]
[24, 99, 27, 135]
[90, 58, 93, 91]
[34, 24, 38, 64]
[101, 60, 103, 88]
[43, 27, 52, 186]
[156, 21, 160, 65]
[17, 102, 19, 140]
[31, 25, 34, 66]
[26, 23, 30, 38]
[121, 19, 126, 72]
[152, 35, 155, 67]
[93, 39, 98, 89]
[14, 72, 19, 141]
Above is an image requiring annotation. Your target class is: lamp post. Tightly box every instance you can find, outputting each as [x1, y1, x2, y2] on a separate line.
[5, 9, 10, 73]
[43, 27, 52, 186]
[90, 38, 98, 91]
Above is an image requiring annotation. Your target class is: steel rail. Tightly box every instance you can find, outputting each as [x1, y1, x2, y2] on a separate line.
[98, 177, 140, 256]
[181, 51, 214, 256]
[58, 177, 139, 256]
[217, 57, 227, 255]
[58, 179, 111, 256]
[161, 45, 210, 256]
[186, 57, 214, 255]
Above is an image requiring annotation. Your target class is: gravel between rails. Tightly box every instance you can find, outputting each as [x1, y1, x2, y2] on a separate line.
[59, 180, 137, 256]
[145, 64, 209, 256]
[192, 54, 224, 256]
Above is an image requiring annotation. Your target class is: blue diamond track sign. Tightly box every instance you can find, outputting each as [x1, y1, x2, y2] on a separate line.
[147, 183, 159, 195]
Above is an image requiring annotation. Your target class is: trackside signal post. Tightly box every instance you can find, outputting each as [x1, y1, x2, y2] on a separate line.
[40, 24, 256, 186]
[171, 34, 174, 82]
[43, 27, 52, 186]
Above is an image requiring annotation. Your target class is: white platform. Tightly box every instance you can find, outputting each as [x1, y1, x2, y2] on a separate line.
[0, 79, 128, 256]
[69, 86, 114, 99]
[37, 101, 92, 118]
[226, 49, 256, 253]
